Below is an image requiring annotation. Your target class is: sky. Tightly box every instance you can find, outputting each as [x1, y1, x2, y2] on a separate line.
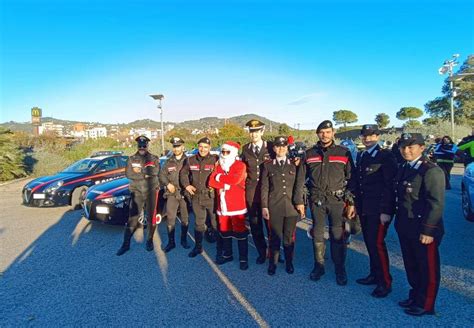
[1, 0, 473, 129]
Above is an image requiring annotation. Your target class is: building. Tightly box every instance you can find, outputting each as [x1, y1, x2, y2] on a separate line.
[85, 127, 107, 139]
[129, 128, 160, 140]
[39, 122, 64, 136]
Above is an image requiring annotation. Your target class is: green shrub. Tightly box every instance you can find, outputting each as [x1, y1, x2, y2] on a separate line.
[0, 128, 27, 181]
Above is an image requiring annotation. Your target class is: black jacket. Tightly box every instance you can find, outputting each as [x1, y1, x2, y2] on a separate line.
[352, 144, 398, 216]
[159, 154, 186, 198]
[261, 158, 299, 217]
[393, 157, 445, 240]
[240, 141, 275, 206]
[126, 151, 160, 192]
[294, 141, 354, 205]
[179, 153, 218, 200]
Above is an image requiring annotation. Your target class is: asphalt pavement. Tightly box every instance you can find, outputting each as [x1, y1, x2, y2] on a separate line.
[0, 172, 473, 327]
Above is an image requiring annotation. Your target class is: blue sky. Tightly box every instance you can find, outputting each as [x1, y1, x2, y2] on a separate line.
[1, 0, 473, 128]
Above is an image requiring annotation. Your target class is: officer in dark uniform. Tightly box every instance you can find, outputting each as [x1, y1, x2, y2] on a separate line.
[294, 120, 355, 285]
[352, 124, 398, 298]
[393, 133, 445, 316]
[180, 137, 219, 258]
[261, 136, 299, 275]
[117, 135, 161, 256]
[241, 119, 275, 264]
[159, 137, 190, 252]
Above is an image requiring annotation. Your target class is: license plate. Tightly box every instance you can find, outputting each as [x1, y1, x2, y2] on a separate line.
[33, 193, 45, 199]
[96, 206, 109, 214]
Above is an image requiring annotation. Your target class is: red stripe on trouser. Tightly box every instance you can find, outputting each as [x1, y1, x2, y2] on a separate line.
[151, 190, 159, 225]
[424, 242, 437, 311]
[218, 214, 247, 233]
[376, 223, 391, 287]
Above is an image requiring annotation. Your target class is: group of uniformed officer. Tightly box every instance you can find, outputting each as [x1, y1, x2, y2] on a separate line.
[116, 118, 445, 317]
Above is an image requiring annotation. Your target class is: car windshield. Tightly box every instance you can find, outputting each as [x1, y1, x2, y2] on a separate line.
[62, 158, 100, 173]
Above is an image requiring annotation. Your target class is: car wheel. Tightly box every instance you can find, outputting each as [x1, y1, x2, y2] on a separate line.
[462, 186, 474, 222]
[71, 186, 88, 210]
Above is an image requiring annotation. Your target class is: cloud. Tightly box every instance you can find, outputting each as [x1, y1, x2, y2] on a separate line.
[286, 92, 325, 106]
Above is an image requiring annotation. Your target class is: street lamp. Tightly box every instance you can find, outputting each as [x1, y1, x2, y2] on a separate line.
[438, 54, 459, 138]
[150, 94, 165, 155]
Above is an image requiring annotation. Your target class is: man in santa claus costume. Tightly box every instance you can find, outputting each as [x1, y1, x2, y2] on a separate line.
[209, 141, 249, 270]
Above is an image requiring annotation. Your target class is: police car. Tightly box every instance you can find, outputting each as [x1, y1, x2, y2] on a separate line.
[462, 162, 474, 222]
[22, 151, 127, 209]
[82, 177, 131, 225]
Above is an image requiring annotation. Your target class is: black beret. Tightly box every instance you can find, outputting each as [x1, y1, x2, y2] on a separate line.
[316, 120, 333, 132]
[273, 136, 288, 146]
[170, 137, 184, 146]
[399, 133, 425, 147]
[245, 119, 265, 132]
[197, 137, 211, 145]
[360, 124, 381, 136]
[135, 135, 150, 148]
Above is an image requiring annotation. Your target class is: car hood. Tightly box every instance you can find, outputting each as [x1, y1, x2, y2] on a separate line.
[25, 172, 84, 191]
[85, 177, 130, 201]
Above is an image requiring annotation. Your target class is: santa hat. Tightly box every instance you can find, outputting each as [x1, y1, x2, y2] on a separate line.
[222, 141, 240, 151]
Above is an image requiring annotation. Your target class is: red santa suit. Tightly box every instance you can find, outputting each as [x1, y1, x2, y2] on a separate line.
[209, 141, 250, 268]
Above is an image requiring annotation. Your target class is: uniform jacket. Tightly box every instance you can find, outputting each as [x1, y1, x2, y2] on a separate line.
[294, 141, 354, 205]
[209, 160, 247, 216]
[261, 158, 299, 217]
[393, 157, 445, 240]
[126, 151, 160, 192]
[352, 144, 398, 216]
[240, 141, 275, 206]
[179, 153, 218, 200]
[159, 154, 186, 199]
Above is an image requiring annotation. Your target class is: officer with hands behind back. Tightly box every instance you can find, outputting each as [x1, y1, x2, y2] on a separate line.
[294, 120, 356, 286]
[159, 137, 190, 253]
[117, 135, 161, 256]
[393, 133, 445, 317]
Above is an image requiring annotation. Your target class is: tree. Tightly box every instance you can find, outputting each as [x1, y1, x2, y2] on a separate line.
[425, 55, 474, 126]
[403, 120, 422, 129]
[422, 117, 439, 126]
[218, 123, 246, 140]
[333, 110, 358, 128]
[375, 113, 390, 129]
[396, 107, 423, 129]
[278, 123, 291, 135]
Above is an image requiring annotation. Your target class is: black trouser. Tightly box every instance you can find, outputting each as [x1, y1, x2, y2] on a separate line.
[166, 196, 189, 228]
[398, 235, 441, 312]
[191, 197, 216, 233]
[268, 215, 297, 251]
[127, 188, 159, 240]
[309, 200, 346, 269]
[248, 202, 267, 257]
[437, 162, 453, 189]
[360, 214, 392, 288]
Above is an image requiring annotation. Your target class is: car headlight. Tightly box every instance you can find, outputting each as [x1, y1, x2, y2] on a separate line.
[44, 180, 64, 193]
[101, 195, 130, 204]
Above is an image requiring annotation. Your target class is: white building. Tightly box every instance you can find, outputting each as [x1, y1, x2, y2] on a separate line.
[85, 127, 107, 139]
[39, 122, 64, 136]
[129, 128, 160, 140]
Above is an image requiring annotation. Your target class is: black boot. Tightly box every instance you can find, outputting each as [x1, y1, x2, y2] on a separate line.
[215, 233, 223, 262]
[267, 250, 278, 276]
[116, 227, 134, 256]
[331, 241, 348, 286]
[146, 224, 156, 252]
[284, 245, 294, 274]
[216, 238, 234, 265]
[205, 227, 217, 243]
[310, 242, 325, 281]
[256, 247, 267, 264]
[238, 238, 249, 270]
[180, 225, 190, 249]
[188, 230, 203, 258]
[164, 227, 176, 253]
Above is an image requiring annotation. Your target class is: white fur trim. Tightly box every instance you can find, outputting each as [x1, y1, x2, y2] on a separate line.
[217, 208, 248, 216]
[224, 184, 231, 190]
[216, 173, 222, 182]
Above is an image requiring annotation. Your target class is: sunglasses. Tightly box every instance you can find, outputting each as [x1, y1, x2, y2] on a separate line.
[221, 150, 231, 155]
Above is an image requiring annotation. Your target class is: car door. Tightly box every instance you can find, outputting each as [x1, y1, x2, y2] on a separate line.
[93, 157, 121, 184]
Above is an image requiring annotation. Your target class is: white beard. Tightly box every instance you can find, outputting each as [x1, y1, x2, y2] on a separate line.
[219, 155, 236, 173]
